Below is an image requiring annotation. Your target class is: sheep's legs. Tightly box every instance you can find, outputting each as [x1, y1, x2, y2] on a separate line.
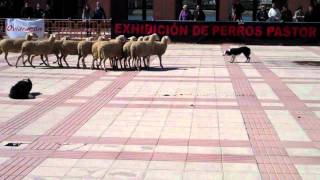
[144, 56, 151, 69]
[63, 56, 69, 67]
[131, 58, 136, 69]
[103, 58, 108, 71]
[55, 55, 61, 67]
[123, 57, 127, 69]
[22, 55, 27, 66]
[38, 55, 50, 66]
[81, 56, 87, 69]
[29, 55, 35, 68]
[53, 54, 61, 65]
[44, 55, 50, 66]
[15, 55, 22, 68]
[135, 58, 141, 70]
[91, 59, 96, 69]
[77, 55, 82, 68]
[158, 55, 163, 69]
[22, 55, 30, 66]
[97, 58, 104, 69]
[127, 57, 132, 69]
[117, 58, 120, 69]
[115, 58, 120, 69]
[147, 56, 151, 67]
[39, 55, 50, 66]
[143, 57, 147, 69]
[4, 52, 12, 66]
[58, 56, 63, 67]
[60, 55, 69, 68]
[115, 58, 120, 70]
[137, 57, 141, 71]
[109, 58, 113, 69]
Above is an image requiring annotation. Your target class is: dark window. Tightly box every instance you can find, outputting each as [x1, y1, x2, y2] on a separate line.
[128, 0, 153, 20]
[239, 0, 254, 21]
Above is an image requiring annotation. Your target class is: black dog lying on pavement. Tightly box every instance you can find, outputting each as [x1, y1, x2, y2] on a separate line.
[223, 46, 251, 63]
[9, 79, 33, 99]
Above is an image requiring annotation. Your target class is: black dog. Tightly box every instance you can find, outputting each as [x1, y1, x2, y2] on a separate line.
[223, 46, 251, 63]
[9, 79, 33, 99]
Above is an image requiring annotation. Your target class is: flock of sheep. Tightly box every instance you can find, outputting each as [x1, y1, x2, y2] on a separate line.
[0, 33, 170, 71]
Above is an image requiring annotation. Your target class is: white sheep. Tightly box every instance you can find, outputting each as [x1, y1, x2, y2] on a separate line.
[91, 38, 110, 69]
[37, 36, 70, 66]
[122, 36, 137, 69]
[148, 36, 171, 69]
[77, 36, 104, 69]
[16, 34, 56, 68]
[59, 39, 80, 67]
[91, 35, 123, 70]
[0, 33, 34, 66]
[130, 34, 160, 70]
[99, 35, 126, 71]
[142, 33, 159, 41]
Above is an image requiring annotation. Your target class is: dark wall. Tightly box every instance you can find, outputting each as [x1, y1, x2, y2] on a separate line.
[176, 0, 183, 19]
[1, 0, 24, 18]
[111, 0, 128, 20]
[51, 0, 83, 18]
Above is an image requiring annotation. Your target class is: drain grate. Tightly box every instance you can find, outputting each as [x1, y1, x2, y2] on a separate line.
[5, 143, 23, 147]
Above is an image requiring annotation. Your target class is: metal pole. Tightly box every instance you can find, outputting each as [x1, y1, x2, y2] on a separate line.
[142, 0, 146, 20]
[253, 0, 258, 21]
[216, 0, 220, 21]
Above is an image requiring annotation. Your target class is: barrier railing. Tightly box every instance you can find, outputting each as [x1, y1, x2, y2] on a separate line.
[0, 18, 112, 39]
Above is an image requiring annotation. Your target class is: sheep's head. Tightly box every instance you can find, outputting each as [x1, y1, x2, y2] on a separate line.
[61, 36, 70, 41]
[25, 33, 35, 40]
[85, 37, 94, 41]
[143, 36, 149, 41]
[137, 36, 144, 41]
[128, 36, 137, 41]
[97, 36, 106, 41]
[149, 34, 160, 42]
[115, 35, 125, 40]
[161, 36, 171, 44]
[116, 35, 126, 44]
[49, 34, 56, 41]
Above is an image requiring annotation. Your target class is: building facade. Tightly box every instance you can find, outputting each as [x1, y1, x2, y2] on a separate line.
[0, 0, 316, 21]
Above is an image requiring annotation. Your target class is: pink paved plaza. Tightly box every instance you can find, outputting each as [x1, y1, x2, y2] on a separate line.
[0, 44, 319, 179]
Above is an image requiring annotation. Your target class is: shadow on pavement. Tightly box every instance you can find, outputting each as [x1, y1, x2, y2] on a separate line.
[294, 61, 320, 66]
